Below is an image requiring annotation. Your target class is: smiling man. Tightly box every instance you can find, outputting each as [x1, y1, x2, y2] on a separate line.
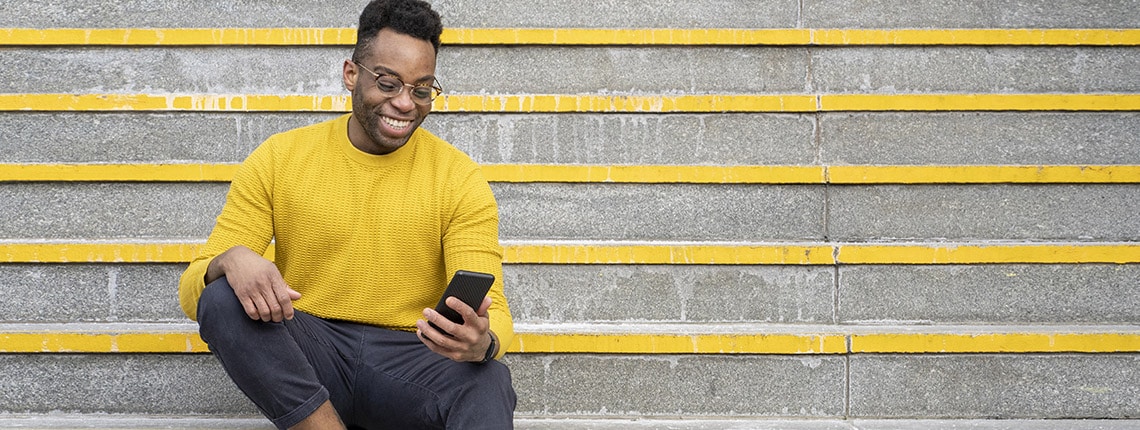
[177, 1, 516, 429]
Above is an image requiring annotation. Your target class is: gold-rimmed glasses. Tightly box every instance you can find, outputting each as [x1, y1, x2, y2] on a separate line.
[354, 61, 443, 106]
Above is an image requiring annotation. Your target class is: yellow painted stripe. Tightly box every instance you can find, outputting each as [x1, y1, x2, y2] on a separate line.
[5, 242, 1138, 265]
[0, 243, 203, 263]
[838, 244, 1140, 265]
[5, 93, 1138, 113]
[0, 93, 351, 112]
[811, 29, 1140, 46]
[5, 164, 1139, 184]
[433, 94, 818, 113]
[0, 332, 207, 353]
[4, 28, 1138, 46]
[827, 165, 1140, 184]
[0, 163, 239, 182]
[820, 94, 1140, 112]
[510, 332, 846, 354]
[502, 243, 836, 265]
[445, 28, 812, 45]
[852, 332, 1140, 353]
[482, 164, 826, 184]
[3, 330, 1135, 354]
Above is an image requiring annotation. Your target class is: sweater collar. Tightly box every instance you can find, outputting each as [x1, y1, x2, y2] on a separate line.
[336, 113, 417, 167]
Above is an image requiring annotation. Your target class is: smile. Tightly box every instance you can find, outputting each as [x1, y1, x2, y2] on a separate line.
[382, 116, 412, 130]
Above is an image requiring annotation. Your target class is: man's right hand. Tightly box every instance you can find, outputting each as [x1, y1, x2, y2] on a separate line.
[205, 245, 301, 322]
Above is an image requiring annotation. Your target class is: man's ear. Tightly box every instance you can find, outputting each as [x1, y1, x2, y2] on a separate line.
[343, 59, 358, 92]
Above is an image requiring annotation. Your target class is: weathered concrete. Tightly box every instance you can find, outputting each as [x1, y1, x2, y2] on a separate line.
[431, 113, 818, 166]
[506, 353, 846, 417]
[505, 264, 836, 323]
[0, 264, 209, 323]
[0, 263, 836, 324]
[1, 182, 827, 241]
[0, 183, 228, 240]
[1, 46, 811, 95]
[0, 354, 254, 414]
[811, 47, 1140, 94]
[494, 183, 826, 241]
[803, 0, 1140, 28]
[0, 112, 338, 164]
[838, 264, 1140, 324]
[0, 112, 818, 166]
[1, 416, 1138, 430]
[0, 0, 800, 29]
[849, 354, 1140, 418]
[820, 112, 1140, 165]
[828, 184, 1140, 241]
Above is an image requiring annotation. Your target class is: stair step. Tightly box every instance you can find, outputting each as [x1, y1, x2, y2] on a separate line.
[0, 415, 1137, 430]
[1, 322, 1138, 354]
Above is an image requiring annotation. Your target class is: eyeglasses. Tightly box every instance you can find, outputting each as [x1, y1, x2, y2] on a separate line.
[354, 61, 443, 106]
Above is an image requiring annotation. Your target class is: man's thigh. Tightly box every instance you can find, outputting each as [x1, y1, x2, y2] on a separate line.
[347, 328, 516, 429]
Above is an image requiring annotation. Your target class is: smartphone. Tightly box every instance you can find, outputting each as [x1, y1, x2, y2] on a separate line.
[430, 270, 495, 335]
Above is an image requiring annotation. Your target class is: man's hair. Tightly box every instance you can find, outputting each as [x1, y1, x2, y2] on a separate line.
[352, 0, 443, 62]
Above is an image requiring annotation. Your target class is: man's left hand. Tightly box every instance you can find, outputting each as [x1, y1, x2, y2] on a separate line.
[416, 296, 494, 362]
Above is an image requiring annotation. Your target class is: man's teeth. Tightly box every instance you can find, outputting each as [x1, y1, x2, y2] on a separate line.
[383, 117, 411, 129]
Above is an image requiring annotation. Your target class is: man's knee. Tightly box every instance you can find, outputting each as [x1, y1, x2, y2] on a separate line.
[196, 277, 249, 344]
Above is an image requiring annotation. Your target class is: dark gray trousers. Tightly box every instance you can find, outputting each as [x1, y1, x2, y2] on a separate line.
[197, 277, 516, 429]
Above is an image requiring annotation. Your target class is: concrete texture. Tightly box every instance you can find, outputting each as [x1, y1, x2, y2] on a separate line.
[0, 183, 227, 240]
[1, 182, 830, 241]
[838, 264, 1140, 324]
[811, 47, 1140, 94]
[0, 112, 338, 164]
[849, 354, 1140, 418]
[24, 46, 1136, 98]
[0, 0, 800, 29]
[438, 46, 810, 94]
[828, 184, 1140, 241]
[802, 0, 1140, 28]
[0, 354, 255, 414]
[819, 112, 1140, 165]
[0, 112, 816, 165]
[10, 181, 1136, 244]
[494, 183, 826, 241]
[1, 46, 811, 95]
[0, 264, 187, 322]
[429, 113, 818, 166]
[505, 354, 846, 417]
[2, 417, 1139, 430]
[504, 265, 835, 323]
[0, 48, 349, 95]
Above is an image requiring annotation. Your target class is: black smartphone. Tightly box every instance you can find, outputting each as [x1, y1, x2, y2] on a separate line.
[429, 270, 495, 335]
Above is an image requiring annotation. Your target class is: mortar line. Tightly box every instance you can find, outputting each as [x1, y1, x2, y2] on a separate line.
[797, 0, 805, 28]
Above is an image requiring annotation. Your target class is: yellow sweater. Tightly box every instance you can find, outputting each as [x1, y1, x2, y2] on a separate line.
[179, 114, 513, 357]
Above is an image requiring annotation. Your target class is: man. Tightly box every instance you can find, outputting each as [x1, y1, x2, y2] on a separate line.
[177, 0, 516, 428]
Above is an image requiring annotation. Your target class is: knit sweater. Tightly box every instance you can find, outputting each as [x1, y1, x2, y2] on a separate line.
[178, 114, 513, 357]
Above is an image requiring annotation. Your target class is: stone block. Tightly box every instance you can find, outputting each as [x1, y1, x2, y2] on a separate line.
[849, 354, 1140, 418]
[828, 184, 1140, 241]
[811, 47, 1140, 94]
[494, 183, 826, 241]
[803, 0, 1140, 28]
[838, 264, 1140, 324]
[506, 353, 846, 416]
[505, 264, 835, 323]
[0, 183, 227, 240]
[819, 112, 1140, 165]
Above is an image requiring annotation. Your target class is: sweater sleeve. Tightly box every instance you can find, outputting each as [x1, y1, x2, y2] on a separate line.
[443, 166, 514, 359]
[178, 140, 277, 321]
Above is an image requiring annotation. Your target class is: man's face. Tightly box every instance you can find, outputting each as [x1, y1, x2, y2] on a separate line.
[343, 28, 438, 155]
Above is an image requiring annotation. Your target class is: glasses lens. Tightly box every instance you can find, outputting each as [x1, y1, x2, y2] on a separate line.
[411, 86, 435, 101]
[374, 76, 402, 94]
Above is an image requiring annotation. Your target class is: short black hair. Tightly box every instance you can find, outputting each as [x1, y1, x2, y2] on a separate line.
[352, 0, 443, 62]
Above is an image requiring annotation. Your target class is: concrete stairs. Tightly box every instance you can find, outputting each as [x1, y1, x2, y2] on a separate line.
[2, 0, 1139, 428]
